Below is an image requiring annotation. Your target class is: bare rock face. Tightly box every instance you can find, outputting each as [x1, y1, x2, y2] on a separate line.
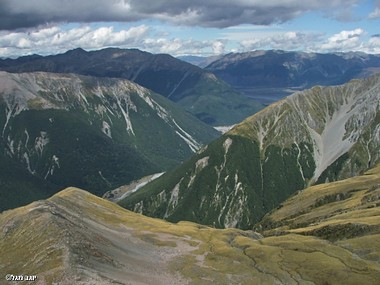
[120, 74, 380, 229]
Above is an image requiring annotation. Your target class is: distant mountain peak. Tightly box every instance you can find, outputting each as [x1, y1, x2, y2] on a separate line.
[206, 50, 380, 104]
[0, 47, 263, 126]
[64, 47, 87, 54]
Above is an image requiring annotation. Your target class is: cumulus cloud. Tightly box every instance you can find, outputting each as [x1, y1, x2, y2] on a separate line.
[366, 36, 380, 53]
[0, 25, 149, 57]
[0, 24, 227, 58]
[240, 31, 324, 52]
[212, 41, 225, 54]
[0, 0, 362, 30]
[319, 28, 365, 52]
[236, 28, 380, 54]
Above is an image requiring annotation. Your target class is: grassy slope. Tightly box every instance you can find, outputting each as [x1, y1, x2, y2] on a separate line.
[258, 164, 380, 234]
[2, 165, 380, 284]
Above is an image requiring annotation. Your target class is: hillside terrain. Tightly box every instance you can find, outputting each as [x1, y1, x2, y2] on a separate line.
[1, 164, 380, 284]
[0, 71, 219, 211]
[206, 50, 380, 104]
[258, 164, 380, 238]
[120, 73, 380, 229]
[0, 48, 263, 125]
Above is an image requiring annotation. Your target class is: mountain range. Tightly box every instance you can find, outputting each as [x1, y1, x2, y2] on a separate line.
[205, 50, 380, 104]
[119, 73, 380, 229]
[1, 164, 379, 284]
[1, 47, 379, 284]
[0, 71, 219, 211]
[0, 48, 263, 126]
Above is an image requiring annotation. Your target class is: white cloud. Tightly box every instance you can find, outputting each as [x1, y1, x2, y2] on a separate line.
[212, 41, 225, 54]
[239, 31, 323, 52]
[143, 37, 225, 56]
[366, 36, 380, 53]
[0, 25, 230, 58]
[236, 28, 380, 54]
[0, 22, 378, 58]
[0, 25, 150, 58]
[320, 28, 365, 52]
[328, 28, 364, 43]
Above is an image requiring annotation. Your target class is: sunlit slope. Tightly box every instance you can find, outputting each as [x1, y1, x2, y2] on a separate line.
[2, 165, 380, 284]
[258, 164, 380, 241]
[120, 74, 380, 228]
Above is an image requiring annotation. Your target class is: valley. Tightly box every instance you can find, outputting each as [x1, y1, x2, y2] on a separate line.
[0, 48, 379, 285]
[0, 71, 219, 211]
[0, 48, 263, 126]
[234, 86, 301, 105]
[120, 73, 380, 229]
[1, 1, 380, 283]
[205, 50, 380, 104]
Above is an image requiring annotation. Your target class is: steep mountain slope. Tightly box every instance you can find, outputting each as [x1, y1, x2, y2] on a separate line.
[0, 71, 219, 211]
[206, 50, 380, 104]
[0, 48, 263, 125]
[1, 166, 380, 284]
[120, 74, 380, 229]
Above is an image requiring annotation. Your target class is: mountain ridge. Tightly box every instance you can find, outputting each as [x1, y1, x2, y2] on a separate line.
[119, 73, 380, 229]
[0, 71, 219, 211]
[0, 48, 263, 125]
[205, 50, 380, 104]
[1, 164, 380, 284]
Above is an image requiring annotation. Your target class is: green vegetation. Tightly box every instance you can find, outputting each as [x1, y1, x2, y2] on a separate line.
[316, 153, 350, 184]
[258, 164, 380, 235]
[0, 48, 265, 126]
[120, 74, 380, 230]
[178, 74, 263, 125]
[0, 72, 219, 211]
[2, 166, 380, 284]
[120, 136, 315, 229]
[0, 151, 60, 211]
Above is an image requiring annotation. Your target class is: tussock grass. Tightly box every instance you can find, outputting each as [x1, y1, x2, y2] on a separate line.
[2, 162, 380, 285]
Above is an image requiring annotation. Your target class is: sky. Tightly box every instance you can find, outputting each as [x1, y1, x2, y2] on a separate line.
[0, 0, 379, 58]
